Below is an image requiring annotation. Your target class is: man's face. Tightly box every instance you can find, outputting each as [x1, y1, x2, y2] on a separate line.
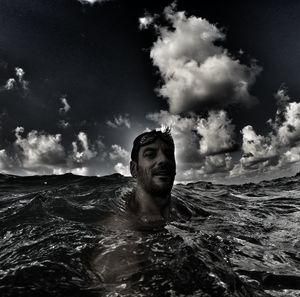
[135, 138, 176, 197]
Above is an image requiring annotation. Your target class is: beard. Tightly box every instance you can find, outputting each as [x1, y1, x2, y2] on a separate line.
[136, 164, 175, 203]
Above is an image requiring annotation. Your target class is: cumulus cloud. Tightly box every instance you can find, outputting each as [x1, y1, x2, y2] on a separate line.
[239, 125, 277, 170]
[59, 96, 71, 114]
[109, 144, 130, 161]
[1, 67, 29, 92]
[72, 132, 97, 164]
[279, 146, 300, 164]
[139, 15, 155, 30]
[106, 114, 131, 128]
[15, 67, 29, 90]
[202, 154, 233, 174]
[114, 162, 130, 176]
[146, 90, 300, 183]
[181, 153, 233, 181]
[229, 88, 300, 181]
[0, 149, 13, 171]
[277, 102, 300, 145]
[196, 110, 237, 155]
[108, 144, 130, 176]
[145, 5, 261, 113]
[14, 127, 66, 173]
[3, 78, 16, 90]
[0, 127, 112, 176]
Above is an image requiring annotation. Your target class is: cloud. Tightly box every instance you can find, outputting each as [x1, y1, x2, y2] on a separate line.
[15, 67, 29, 90]
[181, 153, 233, 181]
[196, 110, 237, 155]
[229, 88, 300, 181]
[72, 132, 97, 164]
[0, 149, 13, 171]
[202, 154, 233, 174]
[109, 144, 130, 161]
[239, 125, 277, 170]
[277, 102, 300, 146]
[3, 78, 16, 90]
[146, 92, 300, 183]
[0, 127, 111, 176]
[139, 15, 155, 30]
[145, 6, 261, 113]
[1, 67, 29, 92]
[106, 114, 131, 128]
[14, 127, 66, 173]
[109, 144, 130, 176]
[113, 162, 130, 176]
[59, 96, 71, 114]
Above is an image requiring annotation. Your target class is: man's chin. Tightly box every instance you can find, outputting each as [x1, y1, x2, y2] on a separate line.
[152, 176, 174, 192]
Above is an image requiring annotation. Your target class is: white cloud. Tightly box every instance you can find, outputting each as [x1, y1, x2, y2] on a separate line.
[146, 6, 261, 113]
[15, 67, 24, 81]
[196, 110, 236, 155]
[113, 162, 130, 176]
[277, 102, 300, 146]
[70, 166, 89, 176]
[139, 15, 155, 30]
[0, 149, 12, 171]
[201, 154, 233, 174]
[106, 114, 131, 128]
[180, 153, 233, 182]
[1, 67, 29, 92]
[59, 96, 71, 114]
[108, 144, 130, 176]
[229, 88, 300, 181]
[14, 127, 66, 172]
[15, 67, 29, 90]
[109, 144, 130, 161]
[239, 125, 277, 169]
[72, 132, 97, 164]
[4, 78, 16, 90]
[0, 128, 111, 176]
[280, 146, 300, 164]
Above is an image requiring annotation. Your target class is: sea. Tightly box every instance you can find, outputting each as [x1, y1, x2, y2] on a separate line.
[0, 172, 299, 297]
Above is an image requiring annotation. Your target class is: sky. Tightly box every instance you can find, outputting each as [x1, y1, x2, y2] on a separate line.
[0, 0, 300, 184]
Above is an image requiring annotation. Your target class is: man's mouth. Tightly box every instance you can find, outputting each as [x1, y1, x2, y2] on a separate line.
[152, 169, 175, 177]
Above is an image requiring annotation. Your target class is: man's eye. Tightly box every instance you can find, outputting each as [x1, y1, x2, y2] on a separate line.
[144, 152, 155, 158]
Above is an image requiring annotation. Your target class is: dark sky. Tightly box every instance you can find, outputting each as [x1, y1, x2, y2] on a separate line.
[0, 0, 300, 183]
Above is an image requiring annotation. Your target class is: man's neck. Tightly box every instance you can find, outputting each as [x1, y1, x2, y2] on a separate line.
[134, 184, 171, 221]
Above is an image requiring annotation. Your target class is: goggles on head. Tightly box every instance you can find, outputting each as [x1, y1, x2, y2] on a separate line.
[131, 129, 174, 161]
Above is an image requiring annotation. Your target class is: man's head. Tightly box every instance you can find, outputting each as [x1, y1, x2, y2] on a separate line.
[130, 128, 176, 198]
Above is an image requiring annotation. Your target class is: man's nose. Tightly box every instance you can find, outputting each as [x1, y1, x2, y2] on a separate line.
[156, 150, 169, 164]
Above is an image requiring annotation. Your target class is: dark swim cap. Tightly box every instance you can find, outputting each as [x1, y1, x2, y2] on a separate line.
[131, 128, 174, 162]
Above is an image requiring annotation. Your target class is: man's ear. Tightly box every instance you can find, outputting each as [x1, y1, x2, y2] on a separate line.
[130, 161, 137, 178]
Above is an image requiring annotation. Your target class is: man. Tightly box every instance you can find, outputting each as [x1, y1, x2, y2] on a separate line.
[126, 128, 177, 228]
[89, 129, 178, 284]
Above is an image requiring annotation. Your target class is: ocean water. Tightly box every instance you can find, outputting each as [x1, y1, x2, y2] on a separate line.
[0, 172, 299, 297]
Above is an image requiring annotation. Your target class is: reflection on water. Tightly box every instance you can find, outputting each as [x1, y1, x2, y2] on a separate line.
[0, 172, 300, 296]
